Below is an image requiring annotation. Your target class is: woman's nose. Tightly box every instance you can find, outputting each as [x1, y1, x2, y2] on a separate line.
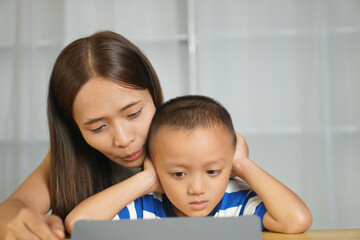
[113, 122, 134, 147]
[188, 174, 206, 195]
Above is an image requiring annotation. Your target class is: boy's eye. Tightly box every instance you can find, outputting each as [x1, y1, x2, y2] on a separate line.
[91, 125, 106, 133]
[128, 108, 142, 118]
[207, 170, 221, 175]
[171, 172, 185, 178]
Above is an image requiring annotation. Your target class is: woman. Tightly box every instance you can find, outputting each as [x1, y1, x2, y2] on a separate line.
[0, 31, 251, 240]
[0, 31, 167, 240]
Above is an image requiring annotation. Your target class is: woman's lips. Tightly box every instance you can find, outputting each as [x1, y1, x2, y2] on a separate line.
[122, 148, 144, 162]
[189, 201, 208, 210]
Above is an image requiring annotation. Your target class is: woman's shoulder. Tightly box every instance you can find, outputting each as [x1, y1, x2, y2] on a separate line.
[7, 150, 52, 213]
[41, 151, 51, 170]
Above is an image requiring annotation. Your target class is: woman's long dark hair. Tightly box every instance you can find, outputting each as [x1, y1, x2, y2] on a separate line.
[47, 31, 163, 221]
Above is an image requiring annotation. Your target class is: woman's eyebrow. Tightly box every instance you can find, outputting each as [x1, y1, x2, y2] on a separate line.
[84, 117, 104, 125]
[83, 101, 141, 125]
[120, 101, 141, 111]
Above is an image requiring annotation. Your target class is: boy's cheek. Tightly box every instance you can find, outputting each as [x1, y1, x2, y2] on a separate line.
[157, 175, 174, 189]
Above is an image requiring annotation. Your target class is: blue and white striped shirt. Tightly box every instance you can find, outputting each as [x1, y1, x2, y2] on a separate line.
[114, 178, 267, 230]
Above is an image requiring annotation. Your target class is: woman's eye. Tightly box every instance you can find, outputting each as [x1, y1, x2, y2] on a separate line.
[207, 170, 221, 175]
[128, 108, 142, 118]
[91, 125, 105, 133]
[171, 172, 185, 178]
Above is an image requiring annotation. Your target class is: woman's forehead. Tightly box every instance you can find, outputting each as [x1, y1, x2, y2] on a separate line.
[72, 77, 151, 121]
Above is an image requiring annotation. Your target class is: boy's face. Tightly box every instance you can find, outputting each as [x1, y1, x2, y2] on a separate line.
[151, 125, 234, 217]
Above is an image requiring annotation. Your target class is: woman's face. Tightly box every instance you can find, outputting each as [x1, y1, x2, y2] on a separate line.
[73, 77, 156, 168]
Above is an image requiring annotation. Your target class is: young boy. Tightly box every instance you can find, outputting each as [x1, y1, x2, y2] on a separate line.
[116, 95, 266, 223]
[65, 95, 312, 234]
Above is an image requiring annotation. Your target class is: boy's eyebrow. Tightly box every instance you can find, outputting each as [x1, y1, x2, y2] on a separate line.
[164, 162, 187, 168]
[83, 101, 141, 125]
[203, 159, 226, 166]
[165, 159, 226, 168]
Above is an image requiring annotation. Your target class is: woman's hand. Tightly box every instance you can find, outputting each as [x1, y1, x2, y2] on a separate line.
[231, 132, 249, 179]
[5, 207, 64, 240]
[143, 157, 164, 194]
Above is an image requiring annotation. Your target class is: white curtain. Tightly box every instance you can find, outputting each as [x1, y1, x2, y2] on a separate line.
[196, 0, 360, 229]
[1, 0, 359, 229]
[1, 0, 63, 199]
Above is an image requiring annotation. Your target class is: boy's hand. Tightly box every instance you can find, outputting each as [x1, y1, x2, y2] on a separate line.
[143, 157, 164, 194]
[231, 132, 249, 179]
[233, 132, 249, 160]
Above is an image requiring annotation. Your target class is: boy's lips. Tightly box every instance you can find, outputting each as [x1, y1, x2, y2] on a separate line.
[122, 148, 144, 162]
[189, 201, 208, 210]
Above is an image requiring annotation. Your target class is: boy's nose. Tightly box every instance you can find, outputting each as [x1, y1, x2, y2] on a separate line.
[188, 175, 206, 195]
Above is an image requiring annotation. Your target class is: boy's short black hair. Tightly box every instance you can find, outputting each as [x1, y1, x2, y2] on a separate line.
[148, 95, 237, 155]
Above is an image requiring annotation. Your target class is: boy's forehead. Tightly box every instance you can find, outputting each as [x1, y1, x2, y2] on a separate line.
[153, 124, 235, 145]
[155, 123, 230, 136]
[150, 125, 235, 159]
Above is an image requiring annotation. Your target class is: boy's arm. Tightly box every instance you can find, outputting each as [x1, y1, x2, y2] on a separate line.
[64, 158, 161, 234]
[232, 157, 312, 233]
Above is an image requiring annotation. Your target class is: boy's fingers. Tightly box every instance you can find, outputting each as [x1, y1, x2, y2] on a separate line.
[234, 132, 249, 159]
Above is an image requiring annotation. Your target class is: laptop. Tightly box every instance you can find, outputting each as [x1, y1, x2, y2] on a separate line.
[72, 215, 262, 240]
